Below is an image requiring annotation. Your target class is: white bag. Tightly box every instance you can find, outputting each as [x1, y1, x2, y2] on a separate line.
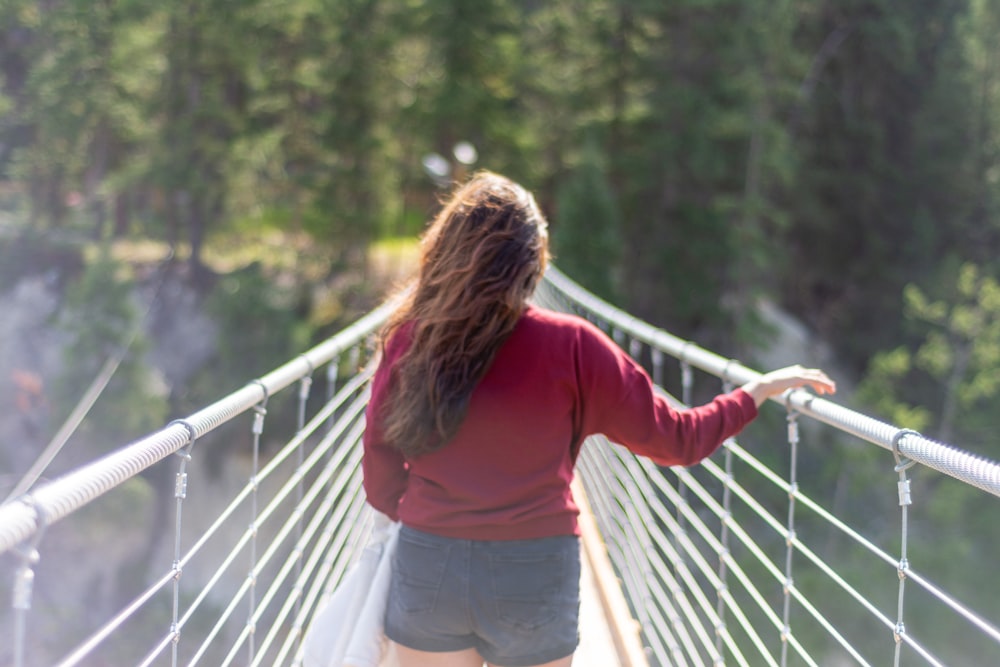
[303, 511, 401, 667]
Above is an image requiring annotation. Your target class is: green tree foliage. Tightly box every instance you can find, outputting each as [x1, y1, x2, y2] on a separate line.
[858, 263, 1000, 454]
[2, 0, 1000, 431]
[552, 140, 622, 301]
[782, 0, 993, 370]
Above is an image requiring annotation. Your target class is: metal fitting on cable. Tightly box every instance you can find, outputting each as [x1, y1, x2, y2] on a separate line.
[897, 478, 912, 506]
[250, 379, 270, 432]
[894, 621, 906, 644]
[12, 549, 38, 611]
[787, 413, 800, 446]
[168, 418, 197, 449]
[252, 405, 267, 436]
[891, 428, 921, 473]
[174, 472, 188, 500]
[12, 495, 49, 667]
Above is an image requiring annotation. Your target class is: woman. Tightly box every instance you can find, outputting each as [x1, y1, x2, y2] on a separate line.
[362, 171, 835, 667]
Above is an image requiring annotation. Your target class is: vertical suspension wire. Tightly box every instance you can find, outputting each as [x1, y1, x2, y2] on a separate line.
[891, 429, 919, 667]
[292, 367, 314, 653]
[325, 354, 341, 438]
[676, 352, 694, 555]
[168, 420, 197, 667]
[247, 389, 269, 666]
[651, 348, 665, 387]
[781, 407, 801, 667]
[715, 377, 736, 664]
[11, 499, 47, 667]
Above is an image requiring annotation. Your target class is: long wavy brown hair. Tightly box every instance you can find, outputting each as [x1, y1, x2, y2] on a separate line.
[379, 171, 550, 457]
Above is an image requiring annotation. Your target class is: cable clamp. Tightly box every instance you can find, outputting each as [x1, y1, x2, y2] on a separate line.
[12, 496, 48, 611]
[296, 354, 315, 379]
[250, 379, 270, 406]
[786, 410, 800, 444]
[891, 428, 921, 472]
[168, 419, 197, 450]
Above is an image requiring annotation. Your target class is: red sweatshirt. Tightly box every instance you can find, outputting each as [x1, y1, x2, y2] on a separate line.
[362, 305, 757, 540]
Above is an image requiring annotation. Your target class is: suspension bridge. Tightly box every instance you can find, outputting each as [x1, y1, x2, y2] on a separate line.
[2, 267, 999, 666]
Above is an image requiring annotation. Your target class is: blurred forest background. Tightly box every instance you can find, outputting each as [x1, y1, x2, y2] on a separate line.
[2, 0, 1000, 663]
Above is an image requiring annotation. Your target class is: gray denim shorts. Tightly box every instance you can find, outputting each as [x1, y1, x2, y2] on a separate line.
[384, 526, 581, 667]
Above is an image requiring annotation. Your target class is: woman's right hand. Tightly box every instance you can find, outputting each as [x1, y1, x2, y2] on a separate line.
[741, 365, 836, 407]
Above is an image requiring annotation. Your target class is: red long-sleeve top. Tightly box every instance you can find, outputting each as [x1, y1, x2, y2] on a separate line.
[362, 305, 757, 540]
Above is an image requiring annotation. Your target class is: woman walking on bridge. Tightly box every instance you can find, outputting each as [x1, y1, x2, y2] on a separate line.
[363, 171, 835, 667]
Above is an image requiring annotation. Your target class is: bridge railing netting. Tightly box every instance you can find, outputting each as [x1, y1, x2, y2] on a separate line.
[1, 266, 999, 666]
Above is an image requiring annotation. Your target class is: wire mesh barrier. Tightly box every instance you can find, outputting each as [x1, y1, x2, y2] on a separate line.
[1, 267, 998, 665]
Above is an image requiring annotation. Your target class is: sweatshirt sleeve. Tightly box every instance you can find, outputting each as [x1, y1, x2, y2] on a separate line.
[362, 345, 408, 521]
[574, 321, 758, 467]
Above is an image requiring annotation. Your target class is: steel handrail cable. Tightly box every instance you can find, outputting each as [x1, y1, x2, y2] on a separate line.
[542, 267, 1000, 499]
[0, 298, 395, 556]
